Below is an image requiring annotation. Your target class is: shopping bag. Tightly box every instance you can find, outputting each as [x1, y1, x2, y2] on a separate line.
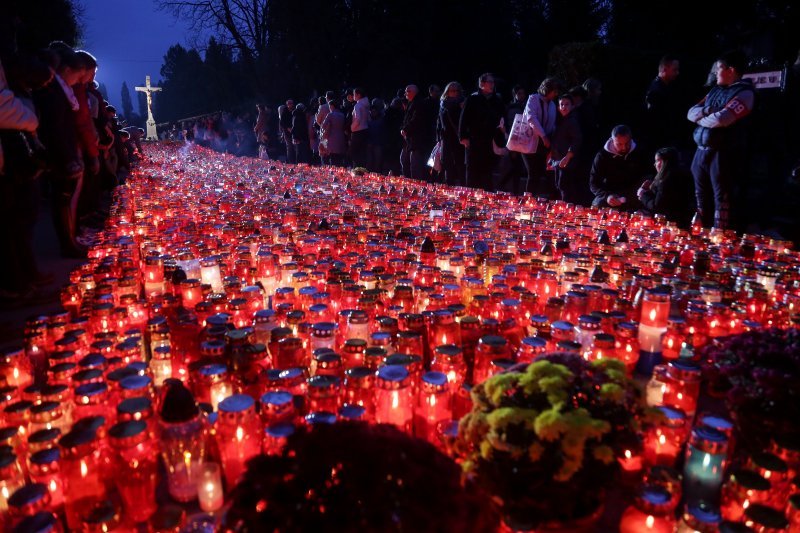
[505, 113, 537, 154]
[427, 140, 443, 172]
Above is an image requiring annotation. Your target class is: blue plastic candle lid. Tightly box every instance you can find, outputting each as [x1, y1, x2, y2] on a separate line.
[377, 365, 409, 382]
[305, 411, 337, 425]
[30, 446, 60, 465]
[688, 501, 722, 524]
[338, 404, 366, 420]
[75, 382, 108, 398]
[261, 390, 294, 406]
[422, 372, 448, 386]
[219, 394, 255, 413]
[522, 337, 547, 349]
[120, 375, 152, 391]
[551, 321, 574, 332]
[266, 422, 296, 438]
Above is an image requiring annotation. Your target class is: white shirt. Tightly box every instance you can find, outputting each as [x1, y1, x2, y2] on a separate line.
[351, 97, 370, 132]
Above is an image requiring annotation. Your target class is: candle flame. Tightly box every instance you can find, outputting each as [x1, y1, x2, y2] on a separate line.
[236, 426, 244, 442]
[80, 459, 88, 478]
[49, 479, 57, 492]
[184, 451, 192, 472]
[648, 308, 657, 322]
[206, 482, 215, 492]
[646, 515, 654, 529]
[624, 449, 631, 459]
[658, 434, 666, 445]
[391, 391, 399, 410]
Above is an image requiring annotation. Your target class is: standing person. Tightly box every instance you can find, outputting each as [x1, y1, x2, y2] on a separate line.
[522, 78, 560, 196]
[254, 103, 271, 159]
[687, 50, 755, 230]
[496, 84, 528, 194]
[643, 55, 686, 155]
[34, 48, 87, 257]
[458, 73, 504, 191]
[550, 94, 583, 203]
[280, 99, 296, 163]
[439, 81, 465, 186]
[400, 84, 433, 181]
[366, 98, 386, 173]
[320, 99, 346, 166]
[0, 55, 51, 299]
[349, 87, 370, 168]
[383, 97, 405, 175]
[581, 78, 603, 159]
[291, 103, 310, 164]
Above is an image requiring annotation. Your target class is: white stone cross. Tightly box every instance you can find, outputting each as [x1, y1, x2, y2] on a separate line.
[135, 75, 162, 140]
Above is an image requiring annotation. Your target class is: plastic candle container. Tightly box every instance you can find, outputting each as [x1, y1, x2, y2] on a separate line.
[196, 462, 224, 513]
[413, 371, 451, 443]
[108, 420, 158, 523]
[216, 394, 261, 487]
[684, 426, 729, 505]
[619, 485, 677, 533]
[374, 365, 413, 433]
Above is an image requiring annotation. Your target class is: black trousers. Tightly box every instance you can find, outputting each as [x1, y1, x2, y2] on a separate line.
[465, 139, 496, 191]
[691, 146, 740, 230]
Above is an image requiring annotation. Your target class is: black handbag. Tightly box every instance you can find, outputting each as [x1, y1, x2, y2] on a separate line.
[0, 129, 47, 181]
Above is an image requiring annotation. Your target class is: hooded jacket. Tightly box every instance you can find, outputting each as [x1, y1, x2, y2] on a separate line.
[589, 137, 647, 207]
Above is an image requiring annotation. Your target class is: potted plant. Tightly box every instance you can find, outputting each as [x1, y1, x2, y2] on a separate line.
[456, 353, 649, 532]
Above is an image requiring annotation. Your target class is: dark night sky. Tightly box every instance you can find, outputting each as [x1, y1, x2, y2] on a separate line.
[80, 0, 198, 112]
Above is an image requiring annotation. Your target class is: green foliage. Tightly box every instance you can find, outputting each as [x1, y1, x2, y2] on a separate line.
[456, 353, 648, 526]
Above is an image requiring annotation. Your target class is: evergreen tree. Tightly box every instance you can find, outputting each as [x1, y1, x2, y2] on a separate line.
[120, 81, 134, 122]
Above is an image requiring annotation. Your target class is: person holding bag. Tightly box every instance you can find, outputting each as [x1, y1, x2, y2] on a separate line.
[521, 78, 561, 196]
[437, 81, 465, 186]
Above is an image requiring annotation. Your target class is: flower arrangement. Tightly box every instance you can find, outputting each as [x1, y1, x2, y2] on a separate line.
[456, 353, 650, 530]
[701, 328, 800, 452]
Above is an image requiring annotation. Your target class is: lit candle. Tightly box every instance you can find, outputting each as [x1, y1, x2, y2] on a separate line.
[413, 371, 451, 444]
[619, 485, 677, 533]
[216, 394, 261, 487]
[683, 426, 729, 506]
[374, 365, 413, 433]
[109, 420, 158, 523]
[197, 462, 224, 512]
[644, 406, 687, 467]
[618, 448, 644, 483]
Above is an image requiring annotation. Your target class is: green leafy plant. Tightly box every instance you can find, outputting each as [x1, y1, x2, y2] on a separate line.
[457, 353, 649, 530]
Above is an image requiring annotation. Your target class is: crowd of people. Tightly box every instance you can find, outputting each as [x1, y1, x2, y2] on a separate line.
[165, 50, 763, 236]
[0, 42, 145, 300]
[0, 42, 779, 301]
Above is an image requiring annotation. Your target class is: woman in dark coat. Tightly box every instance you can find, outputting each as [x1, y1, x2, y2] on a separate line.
[439, 81, 465, 186]
[637, 146, 694, 227]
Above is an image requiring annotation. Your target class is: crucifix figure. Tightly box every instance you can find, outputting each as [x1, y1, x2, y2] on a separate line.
[135, 75, 162, 140]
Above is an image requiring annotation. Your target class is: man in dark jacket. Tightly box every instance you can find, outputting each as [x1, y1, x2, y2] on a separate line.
[400, 84, 433, 180]
[687, 50, 754, 230]
[589, 124, 647, 209]
[458, 73, 504, 191]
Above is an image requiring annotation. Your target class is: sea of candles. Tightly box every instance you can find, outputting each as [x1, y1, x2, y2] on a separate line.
[0, 143, 797, 528]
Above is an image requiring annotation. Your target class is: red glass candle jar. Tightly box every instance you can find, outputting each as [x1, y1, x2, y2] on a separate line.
[661, 316, 685, 361]
[27, 447, 64, 509]
[619, 485, 677, 533]
[374, 365, 413, 433]
[641, 286, 671, 328]
[0, 451, 25, 512]
[473, 335, 511, 386]
[108, 420, 158, 523]
[196, 363, 232, 411]
[73, 382, 112, 425]
[306, 375, 341, 414]
[643, 406, 687, 467]
[6, 483, 53, 529]
[614, 322, 640, 374]
[720, 469, 772, 523]
[414, 372, 451, 444]
[311, 350, 342, 379]
[662, 360, 702, 418]
[260, 390, 295, 426]
[516, 336, 547, 363]
[583, 333, 616, 363]
[59, 427, 107, 530]
[342, 338, 367, 368]
[343, 367, 374, 420]
[743, 503, 789, 532]
[262, 422, 295, 456]
[431, 344, 467, 390]
[216, 394, 261, 487]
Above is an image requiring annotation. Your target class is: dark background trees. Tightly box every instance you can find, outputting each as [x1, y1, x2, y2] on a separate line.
[150, 0, 799, 125]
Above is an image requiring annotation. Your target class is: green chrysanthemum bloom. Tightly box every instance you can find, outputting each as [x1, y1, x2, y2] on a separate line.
[483, 373, 522, 407]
